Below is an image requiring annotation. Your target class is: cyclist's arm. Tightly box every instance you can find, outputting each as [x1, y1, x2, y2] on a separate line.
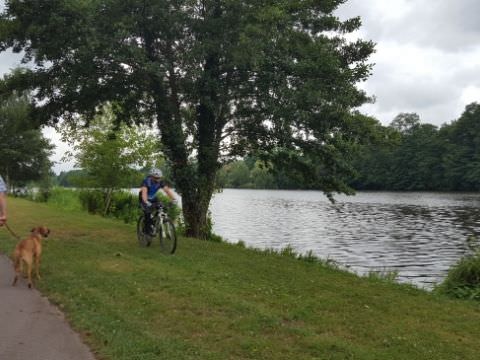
[163, 186, 176, 201]
[140, 186, 149, 203]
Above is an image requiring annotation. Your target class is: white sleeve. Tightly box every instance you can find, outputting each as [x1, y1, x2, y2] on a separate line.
[0, 176, 6, 192]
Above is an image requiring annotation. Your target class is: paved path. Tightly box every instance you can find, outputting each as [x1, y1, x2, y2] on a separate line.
[0, 254, 96, 360]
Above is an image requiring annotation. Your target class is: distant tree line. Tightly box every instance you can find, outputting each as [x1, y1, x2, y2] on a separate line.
[217, 103, 480, 191]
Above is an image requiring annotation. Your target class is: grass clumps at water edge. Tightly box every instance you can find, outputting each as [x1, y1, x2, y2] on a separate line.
[435, 251, 480, 300]
[1, 197, 480, 360]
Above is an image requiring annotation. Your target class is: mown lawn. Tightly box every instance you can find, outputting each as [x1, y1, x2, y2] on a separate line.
[1, 197, 479, 360]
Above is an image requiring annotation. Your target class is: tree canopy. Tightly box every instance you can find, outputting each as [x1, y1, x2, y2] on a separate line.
[0, 0, 375, 237]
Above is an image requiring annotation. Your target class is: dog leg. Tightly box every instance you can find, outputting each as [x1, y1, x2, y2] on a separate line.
[20, 260, 27, 278]
[35, 254, 41, 280]
[12, 256, 20, 286]
[12, 272, 19, 286]
[26, 261, 33, 289]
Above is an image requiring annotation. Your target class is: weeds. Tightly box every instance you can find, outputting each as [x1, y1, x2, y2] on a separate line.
[436, 251, 480, 301]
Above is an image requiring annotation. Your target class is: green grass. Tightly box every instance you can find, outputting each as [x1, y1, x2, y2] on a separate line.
[1, 197, 480, 360]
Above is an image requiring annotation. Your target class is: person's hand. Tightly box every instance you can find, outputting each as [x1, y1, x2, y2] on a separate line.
[145, 200, 152, 207]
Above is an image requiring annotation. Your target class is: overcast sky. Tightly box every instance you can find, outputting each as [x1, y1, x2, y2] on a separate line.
[337, 0, 480, 126]
[1, 0, 479, 173]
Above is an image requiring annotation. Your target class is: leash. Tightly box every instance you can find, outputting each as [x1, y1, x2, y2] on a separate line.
[3, 223, 21, 240]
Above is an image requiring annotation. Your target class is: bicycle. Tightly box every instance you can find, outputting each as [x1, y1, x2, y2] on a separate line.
[137, 203, 177, 254]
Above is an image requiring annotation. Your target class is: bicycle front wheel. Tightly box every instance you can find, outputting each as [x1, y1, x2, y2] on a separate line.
[159, 218, 177, 254]
[137, 215, 152, 247]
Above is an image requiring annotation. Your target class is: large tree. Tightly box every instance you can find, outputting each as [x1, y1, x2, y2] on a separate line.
[0, 0, 374, 237]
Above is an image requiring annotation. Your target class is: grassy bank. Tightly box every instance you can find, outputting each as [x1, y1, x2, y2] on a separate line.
[1, 198, 479, 360]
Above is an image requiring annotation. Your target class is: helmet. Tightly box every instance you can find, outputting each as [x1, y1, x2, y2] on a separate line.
[149, 168, 163, 178]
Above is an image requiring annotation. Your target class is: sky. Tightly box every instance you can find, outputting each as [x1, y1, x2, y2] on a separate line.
[1, 0, 480, 173]
[337, 0, 480, 125]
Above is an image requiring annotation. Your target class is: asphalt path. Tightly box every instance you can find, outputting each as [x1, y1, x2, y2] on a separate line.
[0, 254, 96, 360]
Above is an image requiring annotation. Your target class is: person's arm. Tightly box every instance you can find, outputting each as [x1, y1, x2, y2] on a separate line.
[163, 186, 177, 202]
[140, 186, 149, 204]
[0, 192, 6, 226]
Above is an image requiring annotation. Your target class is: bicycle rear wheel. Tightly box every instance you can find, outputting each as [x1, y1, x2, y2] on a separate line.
[137, 215, 152, 247]
[159, 218, 177, 254]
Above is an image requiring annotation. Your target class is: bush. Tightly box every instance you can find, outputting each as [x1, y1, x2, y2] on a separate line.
[109, 191, 140, 223]
[436, 252, 480, 300]
[77, 189, 179, 224]
[78, 190, 139, 222]
[78, 190, 105, 213]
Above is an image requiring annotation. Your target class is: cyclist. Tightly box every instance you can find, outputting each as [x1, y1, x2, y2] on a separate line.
[139, 168, 177, 235]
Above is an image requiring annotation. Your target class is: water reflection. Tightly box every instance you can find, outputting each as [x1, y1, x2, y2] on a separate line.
[210, 190, 480, 289]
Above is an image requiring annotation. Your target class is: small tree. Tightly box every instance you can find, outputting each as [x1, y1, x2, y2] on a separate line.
[62, 105, 163, 214]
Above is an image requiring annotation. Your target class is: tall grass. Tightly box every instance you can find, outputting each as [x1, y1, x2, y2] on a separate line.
[26, 187, 83, 212]
[436, 252, 480, 300]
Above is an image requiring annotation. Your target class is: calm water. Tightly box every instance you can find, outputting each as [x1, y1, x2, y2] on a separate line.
[209, 189, 480, 289]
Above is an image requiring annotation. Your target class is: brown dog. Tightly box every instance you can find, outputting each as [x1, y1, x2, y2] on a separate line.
[12, 226, 50, 288]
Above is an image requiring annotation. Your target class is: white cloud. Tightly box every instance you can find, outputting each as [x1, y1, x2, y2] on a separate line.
[460, 86, 480, 106]
[42, 127, 76, 174]
[0, 49, 22, 75]
[337, 0, 480, 126]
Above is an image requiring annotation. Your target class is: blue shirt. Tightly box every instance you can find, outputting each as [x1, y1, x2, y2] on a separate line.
[0, 176, 6, 193]
[141, 176, 165, 201]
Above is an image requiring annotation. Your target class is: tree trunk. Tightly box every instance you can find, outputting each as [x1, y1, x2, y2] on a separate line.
[103, 188, 113, 216]
[144, 12, 222, 239]
[181, 188, 213, 239]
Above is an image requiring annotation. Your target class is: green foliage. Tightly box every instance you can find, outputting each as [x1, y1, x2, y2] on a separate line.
[351, 103, 480, 191]
[78, 189, 179, 224]
[440, 103, 480, 191]
[0, 0, 375, 237]
[61, 105, 163, 191]
[436, 252, 480, 301]
[0, 92, 54, 187]
[279, 244, 298, 258]
[389, 113, 421, 135]
[28, 187, 179, 224]
[367, 269, 399, 283]
[28, 187, 83, 212]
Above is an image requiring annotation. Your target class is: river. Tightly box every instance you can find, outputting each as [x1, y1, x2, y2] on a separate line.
[208, 189, 480, 289]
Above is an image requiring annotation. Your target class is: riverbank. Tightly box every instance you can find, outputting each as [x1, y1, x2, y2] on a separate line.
[1, 198, 479, 359]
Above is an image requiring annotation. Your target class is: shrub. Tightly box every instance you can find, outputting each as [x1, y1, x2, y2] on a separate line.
[109, 191, 140, 223]
[77, 189, 179, 224]
[436, 252, 480, 300]
[79, 190, 105, 214]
